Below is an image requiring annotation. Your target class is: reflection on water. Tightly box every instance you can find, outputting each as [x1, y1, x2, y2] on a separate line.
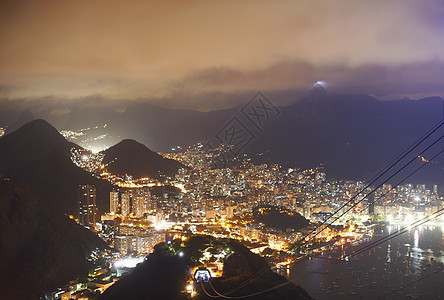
[285, 226, 444, 299]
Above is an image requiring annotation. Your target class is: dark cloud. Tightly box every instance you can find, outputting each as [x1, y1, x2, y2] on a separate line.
[0, 0, 443, 108]
[171, 60, 444, 102]
[1, 59, 443, 114]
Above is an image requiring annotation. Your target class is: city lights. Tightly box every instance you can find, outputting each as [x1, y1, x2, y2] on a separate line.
[113, 257, 145, 269]
[59, 140, 444, 299]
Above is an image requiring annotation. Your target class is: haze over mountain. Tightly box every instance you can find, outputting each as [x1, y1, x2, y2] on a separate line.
[101, 139, 185, 179]
[66, 106, 120, 131]
[249, 89, 444, 185]
[126, 92, 442, 186]
[5, 91, 441, 186]
[5, 109, 35, 134]
[1, 90, 443, 187]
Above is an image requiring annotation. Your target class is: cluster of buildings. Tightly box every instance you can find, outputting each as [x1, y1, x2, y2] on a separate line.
[166, 143, 442, 224]
[62, 142, 444, 300]
[44, 248, 119, 300]
[71, 148, 105, 173]
[60, 128, 85, 141]
[76, 184, 166, 254]
[74, 143, 442, 256]
[60, 124, 111, 153]
[109, 187, 153, 217]
[105, 187, 167, 254]
[70, 146, 162, 188]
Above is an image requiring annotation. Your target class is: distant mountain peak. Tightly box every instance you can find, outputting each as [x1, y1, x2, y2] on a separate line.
[19, 109, 34, 121]
[17, 118, 57, 133]
[308, 83, 327, 101]
[5, 109, 35, 134]
[0, 119, 80, 173]
[106, 139, 157, 157]
[5, 119, 68, 145]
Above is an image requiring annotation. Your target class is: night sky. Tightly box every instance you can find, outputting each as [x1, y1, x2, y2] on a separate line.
[1, 0, 443, 111]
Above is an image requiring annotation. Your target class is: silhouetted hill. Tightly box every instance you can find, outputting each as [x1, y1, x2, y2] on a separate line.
[253, 206, 309, 231]
[0, 119, 78, 173]
[0, 178, 107, 299]
[100, 236, 311, 300]
[0, 119, 115, 214]
[101, 139, 185, 179]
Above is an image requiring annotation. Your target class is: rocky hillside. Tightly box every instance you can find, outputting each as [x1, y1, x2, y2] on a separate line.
[0, 178, 107, 299]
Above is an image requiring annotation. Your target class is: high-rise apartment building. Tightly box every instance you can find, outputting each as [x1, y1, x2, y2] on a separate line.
[110, 190, 119, 214]
[121, 192, 131, 216]
[78, 184, 97, 230]
[132, 187, 151, 218]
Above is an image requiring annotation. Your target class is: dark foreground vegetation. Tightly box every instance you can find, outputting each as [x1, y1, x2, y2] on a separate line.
[101, 235, 311, 300]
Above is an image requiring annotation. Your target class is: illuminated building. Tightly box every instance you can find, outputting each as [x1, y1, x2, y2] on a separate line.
[132, 187, 151, 218]
[114, 233, 165, 254]
[132, 193, 144, 218]
[78, 184, 97, 230]
[121, 192, 130, 216]
[110, 191, 119, 214]
[303, 205, 311, 219]
[415, 196, 425, 212]
[226, 205, 235, 219]
[367, 194, 375, 215]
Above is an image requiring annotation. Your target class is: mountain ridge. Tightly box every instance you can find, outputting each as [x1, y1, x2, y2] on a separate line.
[0, 119, 79, 173]
[1, 93, 443, 186]
[0, 119, 114, 214]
